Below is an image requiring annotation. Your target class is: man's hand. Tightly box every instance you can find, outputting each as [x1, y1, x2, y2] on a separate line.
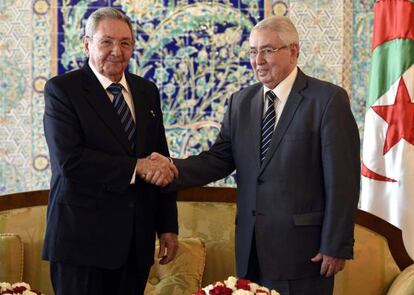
[311, 253, 345, 277]
[135, 154, 178, 187]
[158, 232, 178, 264]
[145, 152, 179, 186]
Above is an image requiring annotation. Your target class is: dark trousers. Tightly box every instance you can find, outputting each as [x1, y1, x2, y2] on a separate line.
[50, 240, 149, 295]
[245, 236, 334, 295]
[50, 185, 150, 295]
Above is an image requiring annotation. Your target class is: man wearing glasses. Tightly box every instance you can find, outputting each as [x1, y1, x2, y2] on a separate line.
[150, 16, 360, 295]
[42, 7, 178, 295]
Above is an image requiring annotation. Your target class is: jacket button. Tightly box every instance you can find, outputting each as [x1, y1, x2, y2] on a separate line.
[257, 178, 263, 184]
[252, 210, 264, 216]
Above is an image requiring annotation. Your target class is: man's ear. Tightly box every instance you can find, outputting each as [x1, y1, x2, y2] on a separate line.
[83, 37, 90, 57]
[290, 43, 300, 60]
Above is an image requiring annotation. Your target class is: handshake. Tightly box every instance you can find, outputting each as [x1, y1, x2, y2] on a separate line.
[136, 152, 178, 187]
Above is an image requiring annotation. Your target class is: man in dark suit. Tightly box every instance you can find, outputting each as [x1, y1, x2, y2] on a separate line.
[42, 7, 179, 295]
[149, 16, 360, 295]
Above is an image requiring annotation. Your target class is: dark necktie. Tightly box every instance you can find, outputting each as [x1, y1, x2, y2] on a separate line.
[107, 83, 136, 150]
[260, 90, 278, 164]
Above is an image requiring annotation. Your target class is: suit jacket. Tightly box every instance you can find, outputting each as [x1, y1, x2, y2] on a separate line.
[173, 69, 360, 280]
[42, 63, 178, 270]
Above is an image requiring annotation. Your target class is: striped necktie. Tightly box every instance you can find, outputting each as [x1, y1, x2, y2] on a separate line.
[107, 83, 136, 150]
[260, 90, 278, 164]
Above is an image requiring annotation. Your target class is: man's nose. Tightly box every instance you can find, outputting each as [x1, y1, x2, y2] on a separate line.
[255, 53, 266, 64]
[111, 43, 122, 55]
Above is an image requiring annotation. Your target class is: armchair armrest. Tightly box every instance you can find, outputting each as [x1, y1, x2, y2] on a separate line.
[387, 264, 414, 295]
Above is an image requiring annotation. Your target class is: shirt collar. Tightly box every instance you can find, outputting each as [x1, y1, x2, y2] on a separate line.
[263, 66, 298, 103]
[88, 60, 129, 92]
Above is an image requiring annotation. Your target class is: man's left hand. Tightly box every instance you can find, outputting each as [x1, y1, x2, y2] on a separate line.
[158, 232, 179, 265]
[311, 253, 345, 277]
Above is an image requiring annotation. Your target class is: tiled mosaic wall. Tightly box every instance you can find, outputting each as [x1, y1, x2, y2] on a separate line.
[0, 0, 373, 195]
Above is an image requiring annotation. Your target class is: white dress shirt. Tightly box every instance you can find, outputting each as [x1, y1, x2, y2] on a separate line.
[262, 66, 298, 128]
[89, 61, 136, 121]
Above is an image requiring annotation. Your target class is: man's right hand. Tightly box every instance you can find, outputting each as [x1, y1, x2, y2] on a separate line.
[136, 154, 178, 187]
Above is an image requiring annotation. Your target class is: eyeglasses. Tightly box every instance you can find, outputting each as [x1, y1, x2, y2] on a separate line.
[87, 36, 134, 50]
[249, 45, 289, 58]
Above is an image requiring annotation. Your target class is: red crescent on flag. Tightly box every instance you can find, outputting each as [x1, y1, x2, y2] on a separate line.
[361, 162, 398, 182]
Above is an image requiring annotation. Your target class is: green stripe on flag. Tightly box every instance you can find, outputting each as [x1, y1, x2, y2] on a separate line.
[367, 38, 414, 108]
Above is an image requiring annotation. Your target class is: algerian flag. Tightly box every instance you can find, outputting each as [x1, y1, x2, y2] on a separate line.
[361, 0, 414, 258]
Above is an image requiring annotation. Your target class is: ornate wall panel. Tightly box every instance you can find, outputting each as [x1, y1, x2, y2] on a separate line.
[1, 0, 34, 193]
[0, 0, 371, 194]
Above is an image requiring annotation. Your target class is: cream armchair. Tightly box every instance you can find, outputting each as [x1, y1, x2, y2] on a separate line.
[1, 187, 413, 295]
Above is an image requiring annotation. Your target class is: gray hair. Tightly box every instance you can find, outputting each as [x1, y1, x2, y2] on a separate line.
[252, 15, 299, 46]
[84, 7, 134, 40]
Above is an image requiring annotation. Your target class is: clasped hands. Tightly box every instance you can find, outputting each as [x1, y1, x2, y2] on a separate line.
[136, 152, 178, 187]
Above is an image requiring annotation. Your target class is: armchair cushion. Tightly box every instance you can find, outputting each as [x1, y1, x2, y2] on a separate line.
[0, 233, 24, 283]
[387, 264, 414, 295]
[333, 225, 400, 295]
[145, 237, 206, 295]
[177, 201, 236, 286]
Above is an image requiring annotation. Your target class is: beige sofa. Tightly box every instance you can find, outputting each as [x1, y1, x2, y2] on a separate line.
[1, 187, 413, 295]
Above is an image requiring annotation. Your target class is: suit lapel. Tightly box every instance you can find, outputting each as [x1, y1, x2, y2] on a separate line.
[248, 86, 264, 171]
[125, 73, 149, 157]
[260, 69, 307, 172]
[81, 64, 132, 153]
